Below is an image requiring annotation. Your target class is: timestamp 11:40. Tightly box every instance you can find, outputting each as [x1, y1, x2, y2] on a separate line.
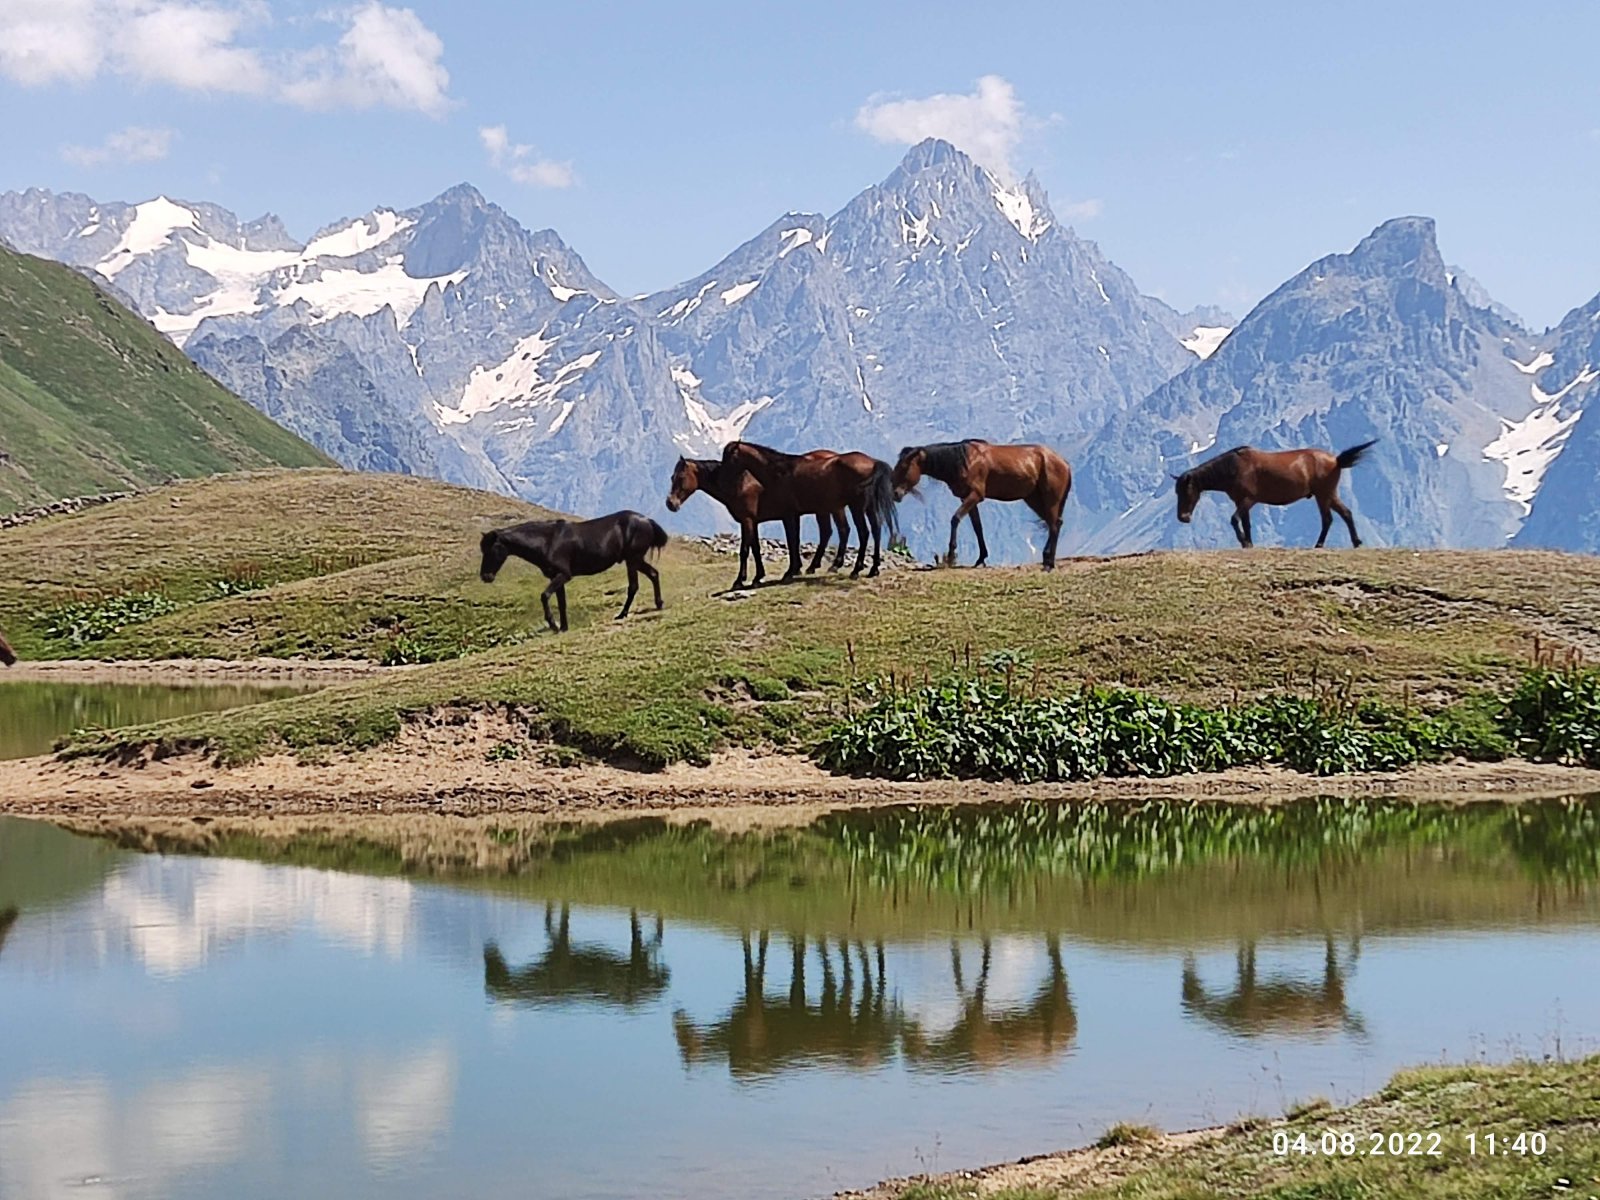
[1467, 1132, 1548, 1156]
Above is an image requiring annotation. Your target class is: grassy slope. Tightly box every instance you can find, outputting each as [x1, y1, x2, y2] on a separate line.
[0, 243, 333, 512]
[4, 472, 1600, 765]
[887, 1056, 1600, 1200]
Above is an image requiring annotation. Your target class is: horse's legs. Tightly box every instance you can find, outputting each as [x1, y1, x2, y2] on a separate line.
[735, 518, 761, 589]
[867, 497, 884, 578]
[540, 574, 571, 633]
[969, 505, 989, 567]
[637, 557, 664, 609]
[781, 515, 802, 580]
[807, 514, 831, 574]
[947, 495, 981, 566]
[1230, 504, 1253, 548]
[1027, 493, 1064, 570]
[831, 510, 852, 571]
[849, 503, 869, 576]
[617, 561, 640, 619]
[1331, 496, 1361, 547]
[1315, 498, 1335, 549]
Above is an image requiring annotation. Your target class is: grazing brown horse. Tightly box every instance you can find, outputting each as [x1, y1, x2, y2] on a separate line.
[720, 441, 899, 578]
[666, 455, 851, 590]
[1174, 440, 1377, 548]
[479, 511, 666, 632]
[892, 440, 1072, 569]
[0, 626, 14, 666]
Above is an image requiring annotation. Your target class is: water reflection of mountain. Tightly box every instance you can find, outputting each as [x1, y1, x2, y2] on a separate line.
[485, 905, 669, 1008]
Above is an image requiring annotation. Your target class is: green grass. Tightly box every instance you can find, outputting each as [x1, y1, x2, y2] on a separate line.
[875, 1055, 1600, 1199]
[0, 242, 333, 513]
[6, 471, 1600, 768]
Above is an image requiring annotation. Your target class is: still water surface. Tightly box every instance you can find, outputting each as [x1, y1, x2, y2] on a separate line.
[2, 798, 1598, 1199]
[0, 681, 310, 759]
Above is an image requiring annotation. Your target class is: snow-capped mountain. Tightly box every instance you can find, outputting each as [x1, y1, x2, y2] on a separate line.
[1513, 294, 1600, 552]
[1074, 217, 1546, 552]
[6, 146, 1594, 556]
[0, 145, 1225, 551]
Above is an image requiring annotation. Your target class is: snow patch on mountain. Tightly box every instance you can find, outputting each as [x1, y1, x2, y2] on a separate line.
[778, 227, 815, 257]
[1483, 366, 1596, 516]
[276, 258, 466, 328]
[992, 182, 1050, 240]
[1181, 325, 1232, 359]
[671, 364, 772, 450]
[97, 197, 199, 278]
[437, 331, 553, 424]
[720, 280, 760, 305]
[304, 211, 410, 259]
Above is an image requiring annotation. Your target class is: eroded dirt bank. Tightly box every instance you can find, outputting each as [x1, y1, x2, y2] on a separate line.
[2, 704, 1597, 820]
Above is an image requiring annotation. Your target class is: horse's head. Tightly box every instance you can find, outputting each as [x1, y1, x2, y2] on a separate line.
[479, 529, 509, 582]
[891, 447, 925, 500]
[1173, 472, 1200, 524]
[666, 457, 698, 512]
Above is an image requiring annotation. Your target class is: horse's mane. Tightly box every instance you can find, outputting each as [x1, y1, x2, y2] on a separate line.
[724, 440, 799, 474]
[1183, 445, 1249, 487]
[913, 440, 970, 483]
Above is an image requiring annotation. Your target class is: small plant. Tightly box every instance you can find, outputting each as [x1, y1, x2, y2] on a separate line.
[209, 558, 270, 598]
[40, 591, 180, 646]
[1503, 664, 1600, 767]
[485, 740, 524, 762]
[1095, 1122, 1160, 1148]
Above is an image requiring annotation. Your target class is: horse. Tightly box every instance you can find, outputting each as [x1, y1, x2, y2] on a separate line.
[719, 441, 899, 578]
[0, 626, 14, 667]
[666, 455, 853, 590]
[479, 511, 667, 632]
[1173, 440, 1377, 548]
[891, 440, 1072, 569]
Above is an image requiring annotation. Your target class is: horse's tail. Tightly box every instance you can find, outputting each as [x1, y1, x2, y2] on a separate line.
[866, 460, 900, 542]
[1336, 439, 1379, 470]
[647, 517, 669, 559]
[0, 627, 15, 667]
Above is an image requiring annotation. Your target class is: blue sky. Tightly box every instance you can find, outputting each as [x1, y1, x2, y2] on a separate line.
[2, 0, 1597, 327]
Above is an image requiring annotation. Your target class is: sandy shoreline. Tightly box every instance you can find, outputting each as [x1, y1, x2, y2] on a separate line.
[1, 657, 403, 684]
[3, 715, 1597, 820]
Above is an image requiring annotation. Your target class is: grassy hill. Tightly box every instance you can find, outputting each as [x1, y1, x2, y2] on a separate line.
[0, 242, 333, 513]
[3, 472, 1598, 767]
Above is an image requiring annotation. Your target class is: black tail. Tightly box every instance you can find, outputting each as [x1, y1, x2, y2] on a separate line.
[647, 517, 669, 558]
[1336, 439, 1379, 470]
[866, 460, 900, 543]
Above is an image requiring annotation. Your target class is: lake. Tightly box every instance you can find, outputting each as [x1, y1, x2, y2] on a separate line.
[2, 797, 1598, 1199]
[0, 680, 311, 760]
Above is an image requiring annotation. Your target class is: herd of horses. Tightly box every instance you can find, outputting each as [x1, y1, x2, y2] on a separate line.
[480, 436, 1380, 633]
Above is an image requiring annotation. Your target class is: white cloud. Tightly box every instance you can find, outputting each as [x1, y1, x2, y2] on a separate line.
[856, 74, 1026, 178]
[61, 125, 176, 167]
[0, 1, 452, 115]
[479, 123, 576, 189]
[121, 2, 271, 93]
[1059, 198, 1103, 222]
[284, 3, 451, 116]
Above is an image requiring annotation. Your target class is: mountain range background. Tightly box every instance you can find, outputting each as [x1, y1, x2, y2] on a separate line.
[2, 138, 1596, 556]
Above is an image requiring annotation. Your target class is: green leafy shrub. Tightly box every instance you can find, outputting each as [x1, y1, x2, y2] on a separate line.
[40, 591, 180, 646]
[818, 671, 1533, 782]
[1504, 666, 1600, 767]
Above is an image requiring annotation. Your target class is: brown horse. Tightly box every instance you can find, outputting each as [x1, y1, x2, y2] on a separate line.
[720, 442, 899, 578]
[666, 456, 851, 590]
[0, 626, 14, 667]
[891, 440, 1072, 569]
[1174, 440, 1377, 548]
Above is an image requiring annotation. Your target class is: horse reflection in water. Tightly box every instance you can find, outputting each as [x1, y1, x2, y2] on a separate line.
[672, 933, 902, 1077]
[0, 908, 17, 960]
[483, 904, 669, 1008]
[1181, 936, 1364, 1038]
[675, 931, 1078, 1076]
[901, 935, 1078, 1070]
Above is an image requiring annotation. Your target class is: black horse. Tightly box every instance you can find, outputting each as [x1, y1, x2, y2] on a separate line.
[479, 511, 667, 632]
[0, 626, 14, 666]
